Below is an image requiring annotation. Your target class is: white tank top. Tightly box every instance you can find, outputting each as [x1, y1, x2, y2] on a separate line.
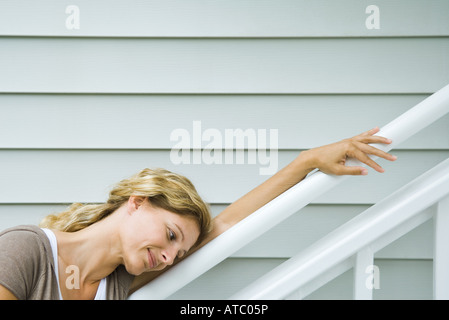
[41, 228, 107, 300]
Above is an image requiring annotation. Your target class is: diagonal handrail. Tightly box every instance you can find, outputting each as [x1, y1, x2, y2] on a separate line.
[128, 83, 449, 300]
[230, 156, 449, 299]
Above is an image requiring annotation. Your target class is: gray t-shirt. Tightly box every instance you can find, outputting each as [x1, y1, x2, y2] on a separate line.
[0, 225, 134, 300]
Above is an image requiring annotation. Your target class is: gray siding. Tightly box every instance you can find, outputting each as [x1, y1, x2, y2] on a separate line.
[1, 38, 448, 93]
[1, 0, 448, 299]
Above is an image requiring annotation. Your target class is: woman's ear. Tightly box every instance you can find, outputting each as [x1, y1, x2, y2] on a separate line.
[127, 195, 146, 214]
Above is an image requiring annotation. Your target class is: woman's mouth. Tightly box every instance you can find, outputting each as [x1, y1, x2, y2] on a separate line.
[147, 248, 156, 269]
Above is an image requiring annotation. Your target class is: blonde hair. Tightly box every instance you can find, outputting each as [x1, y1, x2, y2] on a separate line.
[39, 168, 212, 246]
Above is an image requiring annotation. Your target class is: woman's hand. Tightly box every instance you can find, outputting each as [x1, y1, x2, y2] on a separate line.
[299, 127, 397, 176]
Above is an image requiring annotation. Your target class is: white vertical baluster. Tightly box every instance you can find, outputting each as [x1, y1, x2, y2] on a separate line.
[434, 195, 449, 300]
[353, 247, 375, 300]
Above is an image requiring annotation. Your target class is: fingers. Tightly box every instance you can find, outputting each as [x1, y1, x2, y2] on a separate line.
[350, 146, 385, 173]
[356, 142, 397, 162]
[349, 126, 397, 173]
[360, 126, 380, 137]
[316, 126, 397, 177]
[344, 137, 397, 174]
[359, 135, 392, 145]
[356, 127, 392, 144]
[347, 143, 397, 174]
[335, 165, 369, 176]
[358, 127, 393, 144]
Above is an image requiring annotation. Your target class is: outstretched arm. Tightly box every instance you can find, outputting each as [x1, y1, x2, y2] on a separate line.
[129, 127, 396, 293]
[204, 126, 396, 242]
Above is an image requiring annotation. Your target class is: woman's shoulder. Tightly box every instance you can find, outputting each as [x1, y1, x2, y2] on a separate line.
[0, 225, 54, 300]
[0, 224, 48, 245]
[0, 224, 51, 261]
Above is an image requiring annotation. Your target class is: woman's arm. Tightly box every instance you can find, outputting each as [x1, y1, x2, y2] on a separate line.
[129, 127, 396, 293]
[203, 126, 396, 242]
[0, 284, 18, 300]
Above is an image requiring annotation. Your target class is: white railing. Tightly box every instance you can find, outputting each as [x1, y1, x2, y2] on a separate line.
[231, 156, 449, 300]
[128, 83, 449, 300]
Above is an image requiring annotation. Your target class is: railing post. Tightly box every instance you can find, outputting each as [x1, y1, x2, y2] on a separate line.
[353, 247, 375, 300]
[434, 194, 449, 300]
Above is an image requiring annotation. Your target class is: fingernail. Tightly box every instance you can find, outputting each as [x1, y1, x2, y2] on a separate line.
[361, 169, 368, 175]
[391, 155, 398, 160]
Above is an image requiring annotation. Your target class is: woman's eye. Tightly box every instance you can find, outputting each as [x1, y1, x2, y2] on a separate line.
[168, 229, 176, 241]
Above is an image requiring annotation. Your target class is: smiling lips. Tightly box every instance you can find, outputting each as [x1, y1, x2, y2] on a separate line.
[147, 248, 157, 269]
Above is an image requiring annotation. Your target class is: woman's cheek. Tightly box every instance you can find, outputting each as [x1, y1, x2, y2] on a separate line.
[122, 249, 146, 276]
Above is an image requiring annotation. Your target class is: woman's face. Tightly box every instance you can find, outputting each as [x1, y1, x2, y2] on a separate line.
[120, 196, 200, 276]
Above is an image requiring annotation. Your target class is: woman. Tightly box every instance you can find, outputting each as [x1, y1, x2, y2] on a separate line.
[0, 127, 396, 300]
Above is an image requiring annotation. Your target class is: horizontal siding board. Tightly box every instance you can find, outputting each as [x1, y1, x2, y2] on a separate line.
[0, 204, 67, 231]
[372, 259, 432, 300]
[0, 0, 448, 37]
[1, 38, 448, 93]
[305, 268, 354, 300]
[1, 94, 448, 149]
[0, 149, 447, 204]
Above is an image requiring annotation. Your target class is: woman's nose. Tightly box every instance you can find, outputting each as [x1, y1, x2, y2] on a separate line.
[161, 247, 177, 266]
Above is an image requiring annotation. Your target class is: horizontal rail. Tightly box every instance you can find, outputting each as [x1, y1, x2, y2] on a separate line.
[129, 83, 449, 300]
[231, 157, 449, 299]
